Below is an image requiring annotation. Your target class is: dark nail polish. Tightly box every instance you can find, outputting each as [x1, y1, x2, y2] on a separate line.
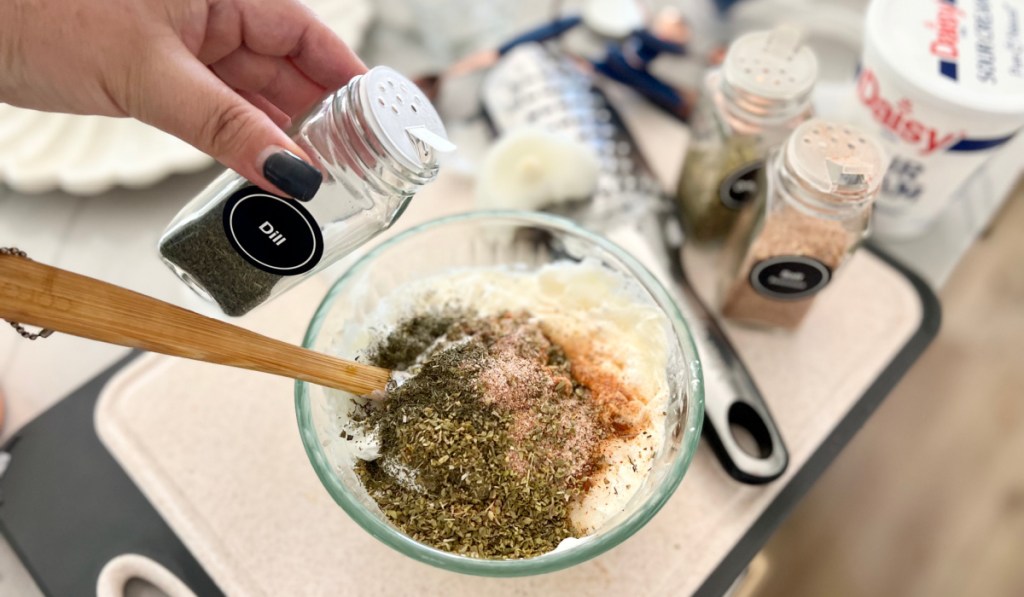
[263, 151, 322, 201]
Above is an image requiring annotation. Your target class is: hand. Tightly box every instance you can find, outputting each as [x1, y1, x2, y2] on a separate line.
[0, 0, 367, 199]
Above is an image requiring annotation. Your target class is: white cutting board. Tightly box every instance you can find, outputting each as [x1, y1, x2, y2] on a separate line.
[95, 243, 923, 596]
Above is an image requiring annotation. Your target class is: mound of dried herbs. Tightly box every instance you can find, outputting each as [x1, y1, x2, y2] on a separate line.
[354, 311, 607, 559]
[158, 201, 281, 316]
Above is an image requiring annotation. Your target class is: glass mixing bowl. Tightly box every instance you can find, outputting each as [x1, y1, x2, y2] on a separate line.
[295, 211, 703, 576]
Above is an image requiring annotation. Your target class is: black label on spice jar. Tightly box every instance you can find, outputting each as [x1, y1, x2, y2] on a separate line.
[719, 161, 764, 210]
[749, 256, 832, 300]
[222, 187, 323, 276]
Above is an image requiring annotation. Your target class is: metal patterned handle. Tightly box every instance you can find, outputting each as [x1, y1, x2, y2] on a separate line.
[0, 247, 54, 340]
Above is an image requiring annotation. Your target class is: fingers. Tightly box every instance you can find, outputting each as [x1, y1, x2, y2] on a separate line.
[134, 47, 321, 200]
[211, 47, 325, 117]
[285, 15, 367, 90]
[236, 89, 292, 129]
[129, 0, 365, 200]
[195, 0, 243, 65]
[237, 0, 367, 90]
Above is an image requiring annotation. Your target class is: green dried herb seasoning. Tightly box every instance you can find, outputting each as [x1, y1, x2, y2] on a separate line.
[354, 311, 605, 559]
[158, 201, 281, 316]
[367, 313, 457, 370]
[676, 133, 763, 244]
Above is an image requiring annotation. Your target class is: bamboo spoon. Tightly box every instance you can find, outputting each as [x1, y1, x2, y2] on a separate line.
[0, 253, 391, 395]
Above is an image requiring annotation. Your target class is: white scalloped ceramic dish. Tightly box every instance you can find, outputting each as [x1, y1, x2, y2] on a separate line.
[0, 0, 374, 196]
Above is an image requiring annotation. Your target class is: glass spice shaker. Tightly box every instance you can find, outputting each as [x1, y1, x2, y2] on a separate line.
[675, 26, 817, 244]
[719, 119, 888, 329]
[158, 66, 451, 316]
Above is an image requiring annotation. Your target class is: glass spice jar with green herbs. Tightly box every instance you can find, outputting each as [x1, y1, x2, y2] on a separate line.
[676, 26, 817, 244]
[159, 66, 451, 316]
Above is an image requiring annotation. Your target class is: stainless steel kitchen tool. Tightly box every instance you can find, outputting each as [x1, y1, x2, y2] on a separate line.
[481, 43, 788, 483]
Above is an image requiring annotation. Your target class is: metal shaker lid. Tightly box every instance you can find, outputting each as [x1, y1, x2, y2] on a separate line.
[359, 66, 452, 172]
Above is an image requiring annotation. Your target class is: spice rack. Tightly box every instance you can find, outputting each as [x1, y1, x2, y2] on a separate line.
[93, 167, 938, 595]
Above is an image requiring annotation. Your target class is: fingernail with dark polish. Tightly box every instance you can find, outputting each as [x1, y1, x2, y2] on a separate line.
[262, 150, 322, 201]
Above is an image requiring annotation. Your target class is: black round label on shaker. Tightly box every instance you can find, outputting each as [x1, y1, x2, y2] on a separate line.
[222, 186, 323, 276]
[719, 161, 764, 210]
[749, 256, 832, 301]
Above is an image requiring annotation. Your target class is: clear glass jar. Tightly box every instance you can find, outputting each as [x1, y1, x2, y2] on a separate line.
[720, 119, 888, 329]
[159, 66, 451, 316]
[676, 26, 817, 244]
[296, 211, 704, 575]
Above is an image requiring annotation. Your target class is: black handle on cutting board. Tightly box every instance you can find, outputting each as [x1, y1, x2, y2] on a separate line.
[662, 222, 789, 484]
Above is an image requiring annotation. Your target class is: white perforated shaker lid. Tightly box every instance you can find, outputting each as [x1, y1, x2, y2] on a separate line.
[785, 119, 889, 199]
[358, 66, 453, 172]
[723, 26, 818, 102]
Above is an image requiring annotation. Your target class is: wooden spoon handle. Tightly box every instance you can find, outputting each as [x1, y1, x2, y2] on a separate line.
[0, 254, 389, 395]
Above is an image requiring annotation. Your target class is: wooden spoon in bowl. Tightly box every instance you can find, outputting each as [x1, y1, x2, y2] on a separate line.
[0, 253, 390, 396]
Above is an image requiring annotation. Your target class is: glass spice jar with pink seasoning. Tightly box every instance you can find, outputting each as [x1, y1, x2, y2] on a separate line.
[720, 118, 889, 329]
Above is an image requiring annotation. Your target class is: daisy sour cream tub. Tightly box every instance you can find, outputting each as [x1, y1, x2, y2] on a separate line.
[852, 0, 1024, 239]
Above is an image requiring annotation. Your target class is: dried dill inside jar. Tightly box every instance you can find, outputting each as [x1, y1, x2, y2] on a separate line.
[720, 119, 888, 329]
[159, 66, 451, 316]
[676, 26, 817, 244]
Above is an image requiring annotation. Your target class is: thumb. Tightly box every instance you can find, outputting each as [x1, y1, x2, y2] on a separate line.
[131, 49, 322, 200]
